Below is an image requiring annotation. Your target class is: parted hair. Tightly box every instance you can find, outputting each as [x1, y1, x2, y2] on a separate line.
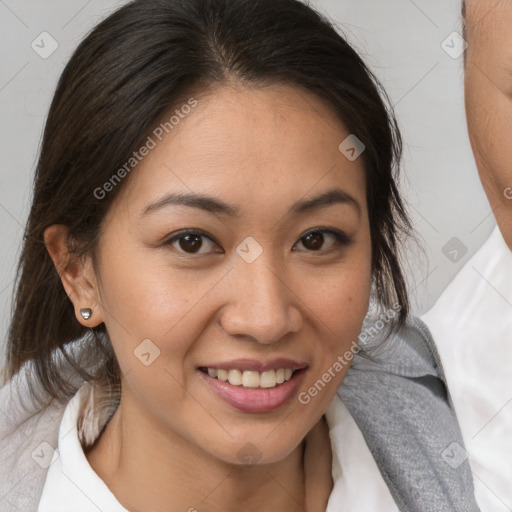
[6, 0, 411, 402]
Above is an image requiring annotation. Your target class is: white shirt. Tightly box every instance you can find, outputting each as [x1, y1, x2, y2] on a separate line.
[422, 226, 512, 512]
[38, 385, 398, 511]
[37, 384, 127, 512]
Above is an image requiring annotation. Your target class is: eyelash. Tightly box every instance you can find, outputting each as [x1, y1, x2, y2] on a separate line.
[161, 228, 352, 256]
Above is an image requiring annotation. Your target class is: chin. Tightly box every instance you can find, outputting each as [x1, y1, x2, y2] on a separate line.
[206, 435, 303, 467]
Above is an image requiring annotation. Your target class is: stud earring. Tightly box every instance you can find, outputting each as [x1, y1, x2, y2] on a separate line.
[80, 308, 93, 320]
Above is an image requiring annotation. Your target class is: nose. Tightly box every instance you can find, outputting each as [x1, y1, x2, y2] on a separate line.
[219, 254, 303, 345]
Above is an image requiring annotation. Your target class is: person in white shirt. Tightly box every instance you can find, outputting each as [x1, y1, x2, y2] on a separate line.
[422, 1, 512, 510]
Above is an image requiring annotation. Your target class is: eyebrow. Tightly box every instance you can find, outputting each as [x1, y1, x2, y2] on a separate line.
[140, 188, 362, 219]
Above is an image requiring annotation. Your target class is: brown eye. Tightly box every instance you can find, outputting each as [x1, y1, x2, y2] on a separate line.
[294, 229, 350, 252]
[302, 231, 325, 251]
[179, 234, 203, 253]
[163, 230, 222, 255]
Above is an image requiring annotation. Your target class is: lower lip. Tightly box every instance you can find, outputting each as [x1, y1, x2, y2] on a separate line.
[198, 369, 306, 413]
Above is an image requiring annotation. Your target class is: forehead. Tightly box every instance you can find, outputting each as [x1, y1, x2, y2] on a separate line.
[149, 84, 353, 180]
[464, 0, 512, 65]
[108, 83, 368, 221]
[464, 0, 512, 33]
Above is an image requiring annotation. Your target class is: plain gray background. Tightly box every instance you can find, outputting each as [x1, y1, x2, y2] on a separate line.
[0, 0, 494, 372]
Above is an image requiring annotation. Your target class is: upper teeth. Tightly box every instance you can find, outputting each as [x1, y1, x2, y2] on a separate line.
[207, 368, 294, 388]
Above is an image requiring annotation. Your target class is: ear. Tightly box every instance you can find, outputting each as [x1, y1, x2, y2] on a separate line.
[44, 224, 104, 328]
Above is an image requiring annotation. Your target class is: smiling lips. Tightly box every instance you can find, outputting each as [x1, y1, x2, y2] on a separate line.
[198, 359, 308, 413]
[204, 368, 294, 389]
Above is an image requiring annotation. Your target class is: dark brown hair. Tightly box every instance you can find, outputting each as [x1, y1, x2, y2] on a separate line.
[6, 0, 411, 401]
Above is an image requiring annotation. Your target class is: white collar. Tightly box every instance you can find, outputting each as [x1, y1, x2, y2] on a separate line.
[38, 386, 397, 511]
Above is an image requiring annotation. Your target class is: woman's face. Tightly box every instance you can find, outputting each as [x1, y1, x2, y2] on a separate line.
[90, 83, 372, 465]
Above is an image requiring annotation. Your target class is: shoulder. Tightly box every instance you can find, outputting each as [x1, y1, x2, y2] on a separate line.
[424, 227, 512, 329]
[339, 315, 451, 430]
[338, 315, 480, 512]
[0, 362, 68, 511]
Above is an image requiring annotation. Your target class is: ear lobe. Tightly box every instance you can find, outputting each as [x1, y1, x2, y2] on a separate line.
[44, 224, 104, 327]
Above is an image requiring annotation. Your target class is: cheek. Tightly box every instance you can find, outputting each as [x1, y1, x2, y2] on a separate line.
[466, 72, 512, 189]
[293, 262, 372, 417]
[312, 269, 370, 329]
[299, 252, 372, 356]
[95, 245, 218, 370]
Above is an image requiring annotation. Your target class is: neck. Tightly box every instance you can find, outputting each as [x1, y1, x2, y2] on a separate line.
[86, 393, 310, 512]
